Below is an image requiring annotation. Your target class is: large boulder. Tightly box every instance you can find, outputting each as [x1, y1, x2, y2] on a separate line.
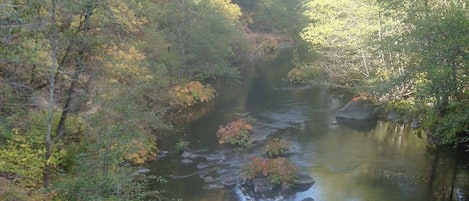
[252, 177, 276, 195]
[295, 174, 315, 192]
[335, 99, 378, 120]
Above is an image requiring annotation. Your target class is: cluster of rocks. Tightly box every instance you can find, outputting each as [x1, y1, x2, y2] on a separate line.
[175, 140, 315, 200]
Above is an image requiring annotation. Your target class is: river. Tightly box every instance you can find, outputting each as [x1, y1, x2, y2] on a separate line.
[146, 50, 469, 201]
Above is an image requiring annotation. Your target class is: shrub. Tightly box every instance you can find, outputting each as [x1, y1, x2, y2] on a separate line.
[242, 157, 298, 188]
[0, 110, 85, 188]
[169, 81, 216, 108]
[423, 101, 469, 146]
[174, 138, 189, 152]
[287, 68, 306, 83]
[0, 128, 64, 188]
[263, 137, 289, 158]
[216, 118, 253, 149]
[124, 139, 158, 165]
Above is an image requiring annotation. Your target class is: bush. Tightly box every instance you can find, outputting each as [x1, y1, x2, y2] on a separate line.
[0, 128, 63, 188]
[174, 138, 189, 152]
[0, 111, 84, 188]
[169, 81, 216, 108]
[424, 101, 469, 146]
[263, 137, 289, 158]
[216, 118, 253, 149]
[287, 68, 307, 83]
[242, 157, 298, 188]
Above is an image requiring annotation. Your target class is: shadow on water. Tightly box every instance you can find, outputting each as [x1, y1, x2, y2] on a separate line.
[336, 118, 377, 132]
[147, 50, 469, 201]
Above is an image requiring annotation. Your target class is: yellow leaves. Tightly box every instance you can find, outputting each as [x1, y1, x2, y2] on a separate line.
[169, 81, 216, 108]
[100, 44, 151, 86]
[123, 139, 157, 166]
[205, 0, 242, 23]
[108, 1, 146, 33]
[287, 68, 307, 83]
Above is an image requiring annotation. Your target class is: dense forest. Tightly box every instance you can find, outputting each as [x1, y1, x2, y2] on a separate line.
[0, 0, 467, 200]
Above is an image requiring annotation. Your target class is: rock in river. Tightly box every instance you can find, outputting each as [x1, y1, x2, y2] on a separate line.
[295, 174, 315, 192]
[239, 174, 315, 200]
[196, 163, 210, 169]
[181, 159, 194, 165]
[335, 99, 378, 120]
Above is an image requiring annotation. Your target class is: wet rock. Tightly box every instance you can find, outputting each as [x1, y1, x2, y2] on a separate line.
[203, 183, 223, 190]
[205, 153, 225, 162]
[215, 168, 228, 174]
[251, 132, 268, 142]
[157, 151, 168, 159]
[181, 151, 200, 159]
[403, 118, 410, 124]
[335, 99, 378, 120]
[284, 141, 301, 156]
[252, 177, 276, 194]
[196, 163, 210, 169]
[239, 173, 315, 200]
[181, 159, 194, 165]
[221, 177, 238, 189]
[411, 119, 420, 129]
[202, 175, 215, 182]
[137, 167, 150, 174]
[273, 196, 285, 201]
[387, 110, 401, 121]
[295, 174, 315, 192]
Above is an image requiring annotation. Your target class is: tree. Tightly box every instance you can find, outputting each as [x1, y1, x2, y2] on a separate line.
[45, 0, 58, 189]
[379, 0, 469, 145]
[139, 0, 247, 84]
[299, 0, 385, 86]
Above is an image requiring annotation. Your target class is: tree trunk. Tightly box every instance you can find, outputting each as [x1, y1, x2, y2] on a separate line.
[55, 3, 93, 140]
[44, 0, 57, 189]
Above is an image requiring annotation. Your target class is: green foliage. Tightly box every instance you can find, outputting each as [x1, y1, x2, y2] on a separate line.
[423, 101, 469, 146]
[53, 159, 166, 201]
[297, 0, 469, 146]
[53, 94, 162, 200]
[0, 128, 47, 188]
[174, 138, 189, 152]
[299, 0, 385, 86]
[385, 99, 422, 118]
[0, 129, 63, 189]
[0, 111, 84, 188]
[242, 157, 298, 187]
[248, 0, 303, 33]
[140, 0, 246, 83]
[263, 137, 289, 158]
[373, 0, 469, 145]
[216, 118, 254, 149]
[203, 0, 243, 23]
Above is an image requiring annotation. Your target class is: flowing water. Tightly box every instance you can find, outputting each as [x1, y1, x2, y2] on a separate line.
[147, 50, 469, 201]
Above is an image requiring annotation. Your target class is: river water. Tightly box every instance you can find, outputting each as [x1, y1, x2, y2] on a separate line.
[147, 50, 469, 201]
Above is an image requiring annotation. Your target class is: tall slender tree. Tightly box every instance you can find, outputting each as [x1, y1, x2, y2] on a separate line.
[44, 0, 58, 189]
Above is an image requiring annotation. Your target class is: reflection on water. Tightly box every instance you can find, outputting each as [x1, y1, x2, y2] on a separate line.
[149, 50, 469, 201]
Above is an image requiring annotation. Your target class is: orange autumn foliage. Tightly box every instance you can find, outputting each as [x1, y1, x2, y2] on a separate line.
[217, 119, 252, 144]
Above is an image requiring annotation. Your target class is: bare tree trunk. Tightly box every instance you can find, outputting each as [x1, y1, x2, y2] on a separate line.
[44, 0, 57, 189]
